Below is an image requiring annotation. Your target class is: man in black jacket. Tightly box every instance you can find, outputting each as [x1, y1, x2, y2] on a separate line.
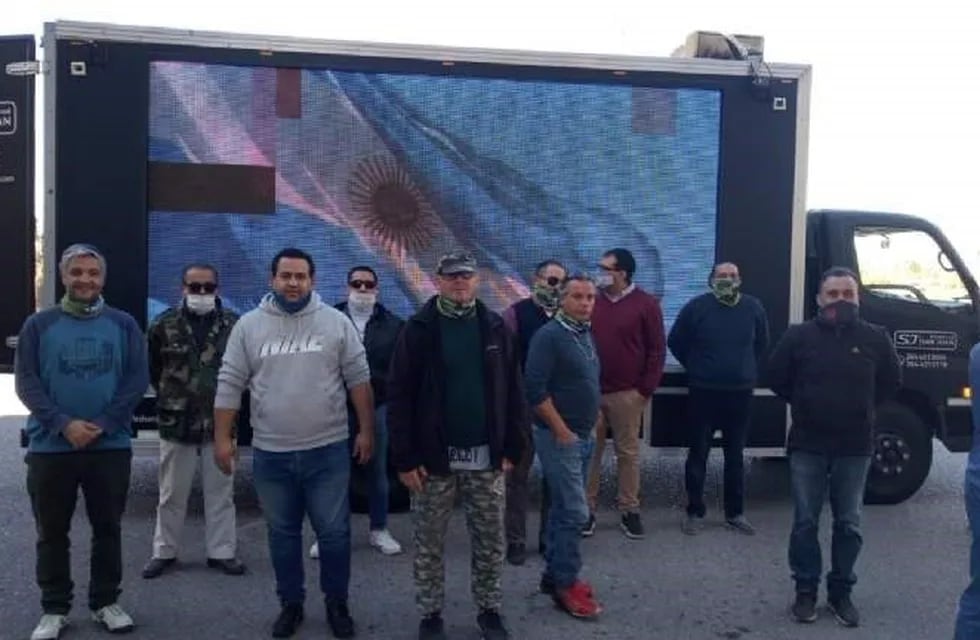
[768, 267, 900, 628]
[668, 262, 769, 536]
[388, 251, 528, 640]
[309, 266, 405, 560]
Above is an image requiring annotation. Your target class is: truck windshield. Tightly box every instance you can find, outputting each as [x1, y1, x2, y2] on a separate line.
[853, 226, 973, 313]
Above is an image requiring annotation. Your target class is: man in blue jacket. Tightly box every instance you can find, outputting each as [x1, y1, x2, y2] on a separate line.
[955, 342, 980, 639]
[668, 262, 769, 535]
[15, 244, 149, 640]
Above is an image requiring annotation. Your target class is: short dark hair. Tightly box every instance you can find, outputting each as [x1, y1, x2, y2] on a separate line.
[182, 263, 219, 285]
[820, 266, 859, 286]
[602, 248, 636, 282]
[347, 265, 378, 283]
[271, 248, 315, 277]
[534, 259, 567, 278]
[559, 273, 596, 299]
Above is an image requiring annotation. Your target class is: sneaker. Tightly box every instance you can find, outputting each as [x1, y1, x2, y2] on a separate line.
[309, 542, 319, 559]
[30, 614, 68, 640]
[326, 599, 355, 638]
[581, 513, 596, 537]
[828, 594, 860, 627]
[476, 609, 509, 640]
[725, 515, 757, 535]
[620, 512, 645, 539]
[554, 580, 602, 619]
[539, 573, 556, 596]
[791, 592, 818, 623]
[91, 604, 135, 633]
[418, 613, 447, 640]
[681, 514, 702, 536]
[272, 604, 304, 638]
[369, 529, 403, 556]
[506, 542, 526, 566]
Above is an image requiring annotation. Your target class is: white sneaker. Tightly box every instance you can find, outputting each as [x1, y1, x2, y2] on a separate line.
[31, 614, 68, 640]
[369, 529, 403, 555]
[309, 542, 319, 559]
[91, 604, 135, 633]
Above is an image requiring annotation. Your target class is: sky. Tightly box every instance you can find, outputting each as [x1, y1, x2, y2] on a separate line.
[7, 0, 980, 267]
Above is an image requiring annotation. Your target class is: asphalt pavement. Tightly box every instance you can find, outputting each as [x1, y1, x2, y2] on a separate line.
[0, 375, 971, 640]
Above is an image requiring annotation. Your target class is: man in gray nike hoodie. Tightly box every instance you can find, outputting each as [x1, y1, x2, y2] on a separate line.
[213, 248, 374, 639]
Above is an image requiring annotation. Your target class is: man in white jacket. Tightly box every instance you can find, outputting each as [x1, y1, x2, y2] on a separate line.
[213, 248, 374, 639]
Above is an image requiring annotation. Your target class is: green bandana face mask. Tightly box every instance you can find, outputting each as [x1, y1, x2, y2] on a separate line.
[532, 283, 560, 313]
[555, 309, 591, 333]
[436, 295, 477, 319]
[711, 278, 741, 306]
[61, 293, 105, 318]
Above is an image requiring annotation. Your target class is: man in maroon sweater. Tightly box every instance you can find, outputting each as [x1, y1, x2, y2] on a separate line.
[585, 248, 666, 539]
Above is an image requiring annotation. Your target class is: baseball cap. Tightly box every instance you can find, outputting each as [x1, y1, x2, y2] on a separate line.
[437, 251, 477, 276]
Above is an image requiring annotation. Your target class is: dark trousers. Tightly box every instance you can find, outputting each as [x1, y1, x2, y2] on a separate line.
[505, 433, 550, 549]
[26, 449, 132, 614]
[684, 387, 752, 519]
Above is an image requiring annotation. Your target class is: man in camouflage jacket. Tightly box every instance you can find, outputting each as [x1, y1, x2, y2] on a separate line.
[142, 264, 246, 578]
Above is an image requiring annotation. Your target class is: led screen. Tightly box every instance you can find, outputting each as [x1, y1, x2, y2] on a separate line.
[147, 61, 721, 347]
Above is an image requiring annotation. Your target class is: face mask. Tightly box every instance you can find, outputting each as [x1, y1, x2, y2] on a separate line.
[711, 278, 741, 304]
[185, 294, 216, 315]
[819, 299, 859, 326]
[595, 272, 614, 288]
[348, 291, 377, 313]
[532, 283, 560, 312]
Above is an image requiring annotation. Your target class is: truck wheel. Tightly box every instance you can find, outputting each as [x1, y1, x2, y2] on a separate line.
[864, 403, 932, 505]
[349, 462, 411, 514]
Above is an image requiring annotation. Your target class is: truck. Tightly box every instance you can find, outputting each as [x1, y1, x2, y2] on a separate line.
[1, 21, 976, 508]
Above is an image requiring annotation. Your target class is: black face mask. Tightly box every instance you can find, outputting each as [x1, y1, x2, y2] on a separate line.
[819, 300, 859, 326]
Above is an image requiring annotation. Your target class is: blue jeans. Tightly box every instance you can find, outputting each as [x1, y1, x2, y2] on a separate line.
[253, 441, 351, 605]
[534, 425, 594, 589]
[369, 405, 390, 530]
[955, 467, 980, 639]
[788, 451, 870, 597]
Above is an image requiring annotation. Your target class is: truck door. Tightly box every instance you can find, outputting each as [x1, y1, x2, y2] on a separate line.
[824, 211, 979, 503]
[0, 36, 36, 372]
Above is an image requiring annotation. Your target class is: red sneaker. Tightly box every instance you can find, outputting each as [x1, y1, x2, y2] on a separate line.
[554, 580, 602, 619]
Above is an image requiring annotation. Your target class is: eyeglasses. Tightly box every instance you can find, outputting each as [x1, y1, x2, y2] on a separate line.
[442, 272, 475, 281]
[185, 282, 217, 294]
[349, 279, 377, 290]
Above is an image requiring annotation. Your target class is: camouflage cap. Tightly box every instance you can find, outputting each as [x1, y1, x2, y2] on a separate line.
[437, 251, 477, 276]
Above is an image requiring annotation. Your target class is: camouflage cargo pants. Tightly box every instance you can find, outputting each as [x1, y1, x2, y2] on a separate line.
[412, 470, 505, 615]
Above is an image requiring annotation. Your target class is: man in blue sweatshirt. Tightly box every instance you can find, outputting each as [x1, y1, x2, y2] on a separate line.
[524, 274, 603, 619]
[668, 262, 769, 536]
[15, 243, 149, 640]
[955, 342, 980, 639]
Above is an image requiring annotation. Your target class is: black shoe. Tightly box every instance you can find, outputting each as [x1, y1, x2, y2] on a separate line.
[476, 609, 509, 640]
[620, 512, 645, 539]
[272, 604, 304, 638]
[539, 573, 556, 596]
[142, 557, 176, 579]
[418, 613, 447, 640]
[506, 543, 526, 566]
[581, 514, 596, 538]
[207, 557, 247, 575]
[828, 594, 860, 627]
[791, 592, 817, 623]
[326, 599, 355, 638]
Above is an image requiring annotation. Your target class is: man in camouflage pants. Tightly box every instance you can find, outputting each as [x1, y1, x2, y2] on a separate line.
[142, 264, 245, 578]
[388, 252, 528, 640]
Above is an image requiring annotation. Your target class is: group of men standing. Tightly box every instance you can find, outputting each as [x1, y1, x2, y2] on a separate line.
[15, 241, 905, 640]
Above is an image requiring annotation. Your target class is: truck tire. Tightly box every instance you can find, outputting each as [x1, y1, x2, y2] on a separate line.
[864, 402, 932, 505]
[349, 462, 411, 515]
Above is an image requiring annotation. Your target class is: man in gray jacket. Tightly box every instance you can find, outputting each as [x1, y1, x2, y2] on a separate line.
[213, 248, 374, 639]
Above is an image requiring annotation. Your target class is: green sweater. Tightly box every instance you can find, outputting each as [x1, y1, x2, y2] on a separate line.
[439, 314, 488, 447]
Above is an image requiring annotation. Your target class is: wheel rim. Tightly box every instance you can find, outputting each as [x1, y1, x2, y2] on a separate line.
[872, 432, 912, 477]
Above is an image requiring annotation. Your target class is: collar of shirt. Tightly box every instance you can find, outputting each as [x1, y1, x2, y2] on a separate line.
[603, 283, 636, 303]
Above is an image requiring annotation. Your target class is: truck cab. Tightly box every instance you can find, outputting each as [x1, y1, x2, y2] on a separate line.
[807, 209, 979, 503]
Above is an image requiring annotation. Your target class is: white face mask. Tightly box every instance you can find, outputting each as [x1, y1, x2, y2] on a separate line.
[348, 291, 377, 313]
[185, 294, 216, 315]
[595, 272, 615, 289]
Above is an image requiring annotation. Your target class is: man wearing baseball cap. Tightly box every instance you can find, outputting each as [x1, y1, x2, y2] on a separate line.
[15, 244, 149, 640]
[387, 251, 529, 640]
